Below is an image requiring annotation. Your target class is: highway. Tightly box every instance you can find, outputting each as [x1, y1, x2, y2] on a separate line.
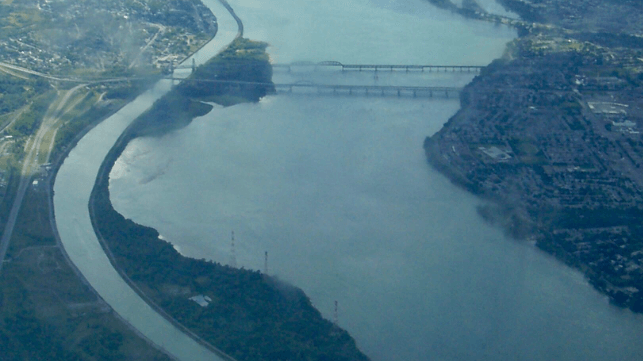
[0, 84, 86, 274]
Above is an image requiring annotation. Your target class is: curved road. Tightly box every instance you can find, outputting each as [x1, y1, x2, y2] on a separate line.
[52, 0, 240, 360]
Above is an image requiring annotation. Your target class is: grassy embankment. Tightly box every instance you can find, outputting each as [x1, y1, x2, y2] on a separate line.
[89, 37, 371, 361]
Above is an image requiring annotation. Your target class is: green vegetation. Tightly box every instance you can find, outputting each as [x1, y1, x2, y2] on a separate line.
[0, 73, 50, 115]
[88, 37, 368, 361]
[177, 38, 275, 104]
[91, 182, 368, 361]
[0, 56, 178, 361]
[6, 91, 56, 138]
[0, 164, 171, 360]
[129, 38, 275, 137]
[0, 0, 225, 358]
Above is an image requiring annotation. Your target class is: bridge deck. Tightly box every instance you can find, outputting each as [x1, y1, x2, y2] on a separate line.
[271, 61, 483, 72]
[274, 83, 461, 98]
[159, 78, 463, 98]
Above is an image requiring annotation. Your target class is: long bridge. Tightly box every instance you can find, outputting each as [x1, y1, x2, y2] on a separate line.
[274, 81, 461, 98]
[0, 59, 465, 99]
[271, 60, 484, 73]
[173, 60, 485, 73]
[162, 78, 462, 98]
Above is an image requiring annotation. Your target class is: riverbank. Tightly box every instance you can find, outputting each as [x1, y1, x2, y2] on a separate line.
[89, 38, 369, 361]
[51, 0, 241, 357]
[423, 0, 643, 312]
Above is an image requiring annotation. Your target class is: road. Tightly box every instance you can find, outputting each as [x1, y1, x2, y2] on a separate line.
[0, 61, 141, 84]
[129, 23, 166, 69]
[0, 84, 86, 274]
[0, 61, 78, 82]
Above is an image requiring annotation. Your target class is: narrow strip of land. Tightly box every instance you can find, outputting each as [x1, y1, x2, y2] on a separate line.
[50, 0, 240, 359]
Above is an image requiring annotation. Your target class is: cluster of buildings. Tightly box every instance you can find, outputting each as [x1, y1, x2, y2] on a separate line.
[427, 37, 643, 307]
[0, 0, 216, 76]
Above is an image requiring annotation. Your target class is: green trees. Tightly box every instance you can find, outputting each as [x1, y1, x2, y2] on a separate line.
[87, 36, 368, 361]
[177, 38, 276, 103]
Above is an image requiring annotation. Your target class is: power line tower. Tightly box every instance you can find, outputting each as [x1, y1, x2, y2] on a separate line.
[333, 300, 338, 325]
[230, 231, 237, 268]
[264, 251, 268, 274]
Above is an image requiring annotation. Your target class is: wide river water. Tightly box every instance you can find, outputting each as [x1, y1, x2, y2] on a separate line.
[107, 0, 643, 360]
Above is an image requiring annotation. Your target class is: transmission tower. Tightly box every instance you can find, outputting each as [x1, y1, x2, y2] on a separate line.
[264, 251, 268, 274]
[334, 300, 338, 325]
[230, 231, 237, 268]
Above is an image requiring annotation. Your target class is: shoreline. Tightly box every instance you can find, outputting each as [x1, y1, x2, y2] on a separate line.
[45, 101, 180, 359]
[50, 0, 244, 359]
[41, 6, 225, 359]
[87, 37, 366, 361]
[88, 118, 238, 360]
[422, 0, 643, 312]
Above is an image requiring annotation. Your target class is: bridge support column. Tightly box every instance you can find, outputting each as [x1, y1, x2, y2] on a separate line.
[397, 89, 401, 97]
[413, 90, 416, 98]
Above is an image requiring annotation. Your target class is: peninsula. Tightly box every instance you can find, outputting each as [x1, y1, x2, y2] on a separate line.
[89, 38, 369, 361]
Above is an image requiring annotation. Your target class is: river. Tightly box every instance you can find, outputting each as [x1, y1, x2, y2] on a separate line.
[59, 0, 643, 360]
[52, 1, 238, 360]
